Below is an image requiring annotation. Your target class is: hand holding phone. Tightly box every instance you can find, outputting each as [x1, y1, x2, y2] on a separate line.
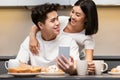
[59, 46, 70, 59]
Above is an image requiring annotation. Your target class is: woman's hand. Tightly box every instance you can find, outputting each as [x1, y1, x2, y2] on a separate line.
[29, 36, 39, 55]
[56, 55, 77, 75]
[29, 25, 40, 55]
[88, 61, 95, 75]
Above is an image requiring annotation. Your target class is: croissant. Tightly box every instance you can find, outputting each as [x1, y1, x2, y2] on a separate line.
[8, 62, 41, 73]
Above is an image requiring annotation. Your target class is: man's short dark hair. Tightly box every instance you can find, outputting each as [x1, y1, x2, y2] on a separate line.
[31, 3, 60, 29]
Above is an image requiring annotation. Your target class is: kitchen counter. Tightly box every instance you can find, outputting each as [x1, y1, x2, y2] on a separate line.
[1, 56, 120, 74]
[0, 73, 120, 80]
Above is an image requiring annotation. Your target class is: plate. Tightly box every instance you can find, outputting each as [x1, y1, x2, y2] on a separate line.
[108, 72, 120, 75]
[40, 72, 65, 76]
[8, 73, 40, 77]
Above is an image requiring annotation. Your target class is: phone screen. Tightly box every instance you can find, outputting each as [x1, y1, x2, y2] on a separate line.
[59, 46, 70, 59]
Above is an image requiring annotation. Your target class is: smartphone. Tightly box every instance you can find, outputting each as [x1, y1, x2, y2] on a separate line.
[59, 46, 70, 59]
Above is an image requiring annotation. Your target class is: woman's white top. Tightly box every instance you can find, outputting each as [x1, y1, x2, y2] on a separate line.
[59, 16, 95, 53]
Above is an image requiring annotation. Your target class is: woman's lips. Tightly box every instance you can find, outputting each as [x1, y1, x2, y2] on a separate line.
[70, 19, 76, 24]
[55, 28, 60, 32]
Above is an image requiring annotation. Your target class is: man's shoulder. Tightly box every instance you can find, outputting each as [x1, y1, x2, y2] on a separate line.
[57, 34, 78, 49]
[22, 36, 30, 43]
[20, 36, 30, 48]
[58, 34, 75, 42]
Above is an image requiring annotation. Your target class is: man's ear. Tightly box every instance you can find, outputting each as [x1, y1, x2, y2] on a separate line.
[38, 22, 43, 29]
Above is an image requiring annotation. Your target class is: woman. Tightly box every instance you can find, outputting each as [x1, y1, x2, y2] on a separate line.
[29, 0, 98, 74]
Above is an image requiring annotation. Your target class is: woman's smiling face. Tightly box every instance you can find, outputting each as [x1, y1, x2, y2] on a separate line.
[69, 6, 86, 29]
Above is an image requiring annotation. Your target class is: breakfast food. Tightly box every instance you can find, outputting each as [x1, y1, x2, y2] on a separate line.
[41, 65, 64, 73]
[116, 65, 120, 70]
[110, 65, 120, 72]
[8, 61, 63, 74]
[111, 68, 119, 72]
[8, 62, 41, 73]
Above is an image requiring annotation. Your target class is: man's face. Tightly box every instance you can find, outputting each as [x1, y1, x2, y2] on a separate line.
[42, 11, 60, 36]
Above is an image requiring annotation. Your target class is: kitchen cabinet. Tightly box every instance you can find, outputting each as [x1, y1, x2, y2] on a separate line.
[0, 0, 18, 6]
[18, 0, 70, 6]
[70, 0, 120, 6]
[0, 0, 120, 6]
[0, 0, 71, 6]
[94, 0, 120, 5]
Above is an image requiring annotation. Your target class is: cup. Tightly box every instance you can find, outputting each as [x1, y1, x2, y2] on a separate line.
[76, 59, 88, 75]
[93, 60, 108, 75]
[5, 59, 20, 69]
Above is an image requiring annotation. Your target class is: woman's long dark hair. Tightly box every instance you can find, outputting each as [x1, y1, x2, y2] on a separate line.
[75, 0, 98, 35]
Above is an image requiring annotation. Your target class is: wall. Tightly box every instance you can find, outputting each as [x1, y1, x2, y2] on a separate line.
[0, 6, 120, 56]
[94, 6, 120, 56]
[0, 7, 33, 56]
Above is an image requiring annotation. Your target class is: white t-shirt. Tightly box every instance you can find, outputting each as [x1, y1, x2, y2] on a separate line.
[16, 32, 79, 67]
[59, 16, 95, 53]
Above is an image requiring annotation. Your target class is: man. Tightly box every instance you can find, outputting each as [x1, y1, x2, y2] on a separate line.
[15, 3, 79, 75]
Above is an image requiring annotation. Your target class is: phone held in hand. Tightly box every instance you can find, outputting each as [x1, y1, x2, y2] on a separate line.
[59, 46, 70, 59]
